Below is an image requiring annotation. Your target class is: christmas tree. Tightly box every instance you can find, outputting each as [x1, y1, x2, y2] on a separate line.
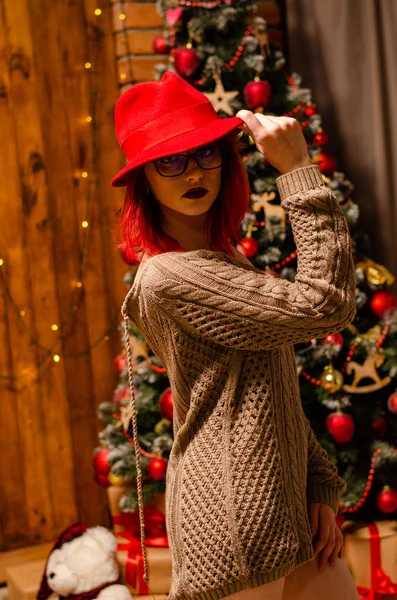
[94, 0, 397, 522]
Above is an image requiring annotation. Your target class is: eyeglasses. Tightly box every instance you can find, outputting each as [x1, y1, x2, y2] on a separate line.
[153, 144, 224, 177]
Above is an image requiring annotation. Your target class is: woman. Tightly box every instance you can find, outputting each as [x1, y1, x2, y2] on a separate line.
[111, 71, 360, 600]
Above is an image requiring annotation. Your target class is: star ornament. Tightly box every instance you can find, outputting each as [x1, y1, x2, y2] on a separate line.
[204, 72, 239, 116]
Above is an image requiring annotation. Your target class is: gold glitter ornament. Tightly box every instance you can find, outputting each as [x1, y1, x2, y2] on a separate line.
[320, 363, 344, 392]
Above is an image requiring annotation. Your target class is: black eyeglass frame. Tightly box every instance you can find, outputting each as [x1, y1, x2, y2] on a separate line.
[152, 144, 225, 178]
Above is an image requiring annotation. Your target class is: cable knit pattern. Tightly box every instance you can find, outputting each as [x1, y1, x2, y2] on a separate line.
[122, 165, 356, 600]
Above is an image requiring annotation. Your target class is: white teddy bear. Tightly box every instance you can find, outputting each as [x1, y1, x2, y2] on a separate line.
[36, 522, 133, 600]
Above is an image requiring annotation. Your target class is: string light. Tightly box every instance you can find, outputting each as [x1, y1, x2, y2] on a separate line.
[53, 355, 60, 363]
[86, 116, 92, 123]
[94, 8, 102, 15]
[81, 221, 89, 228]
[0, 259, 3, 266]
[119, 12, 126, 20]
[81, 171, 88, 178]
[85, 62, 92, 69]
[51, 324, 59, 331]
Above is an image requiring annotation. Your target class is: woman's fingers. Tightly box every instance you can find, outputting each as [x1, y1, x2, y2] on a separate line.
[235, 109, 312, 174]
[317, 524, 336, 571]
[328, 526, 344, 566]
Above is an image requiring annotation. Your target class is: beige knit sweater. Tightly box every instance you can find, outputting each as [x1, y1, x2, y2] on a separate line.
[121, 164, 356, 600]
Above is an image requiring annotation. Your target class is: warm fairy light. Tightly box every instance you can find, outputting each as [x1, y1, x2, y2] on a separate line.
[76, 281, 83, 288]
[20, 310, 26, 317]
[82, 171, 88, 178]
[53, 354, 60, 363]
[0, 259, 3, 266]
[94, 8, 102, 15]
[85, 62, 92, 69]
[120, 73, 127, 80]
[86, 116, 92, 123]
[81, 221, 89, 228]
[51, 324, 59, 331]
[119, 13, 126, 20]
[104, 335, 109, 341]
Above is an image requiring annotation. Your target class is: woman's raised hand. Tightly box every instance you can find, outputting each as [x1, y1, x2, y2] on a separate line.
[236, 110, 312, 175]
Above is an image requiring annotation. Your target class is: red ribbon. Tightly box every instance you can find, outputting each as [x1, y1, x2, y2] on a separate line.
[112, 507, 169, 594]
[356, 523, 397, 599]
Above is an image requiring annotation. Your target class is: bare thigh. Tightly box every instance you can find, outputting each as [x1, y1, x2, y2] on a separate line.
[223, 577, 286, 600]
[282, 556, 360, 600]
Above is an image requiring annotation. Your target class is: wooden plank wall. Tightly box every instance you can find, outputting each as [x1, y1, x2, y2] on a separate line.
[0, 0, 284, 552]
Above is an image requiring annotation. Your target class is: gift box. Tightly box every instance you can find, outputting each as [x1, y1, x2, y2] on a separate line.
[107, 485, 171, 595]
[341, 520, 397, 599]
[6, 560, 46, 600]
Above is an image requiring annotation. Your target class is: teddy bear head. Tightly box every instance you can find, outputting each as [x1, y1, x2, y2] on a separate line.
[37, 522, 120, 599]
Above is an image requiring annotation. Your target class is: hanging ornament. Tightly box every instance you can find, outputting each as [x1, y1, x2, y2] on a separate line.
[251, 17, 271, 60]
[387, 390, 397, 414]
[93, 448, 110, 475]
[153, 35, 171, 54]
[243, 77, 271, 110]
[148, 457, 168, 480]
[239, 237, 258, 258]
[343, 348, 391, 394]
[370, 289, 397, 318]
[320, 363, 344, 392]
[114, 353, 128, 374]
[251, 191, 287, 230]
[165, 7, 183, 25]
[114, 383, 130, 406]
[372, 416, 388, 438]
[94, 472, 110, 487]
[376, 486, 397, 514]
[313, 151, 337, 177]
[108, 472, 130, 486]
[159, 387, 174, 421]
[174, 44, 200, 77]
[203, 68, 239, 115]
[326, 410, 355, 443]
[321, 332, 344, 348]
[313, 130, 328, 146]
[356, 257, 395, 287]
[154, 418, 172, 435]
[304, 104, 317, 118]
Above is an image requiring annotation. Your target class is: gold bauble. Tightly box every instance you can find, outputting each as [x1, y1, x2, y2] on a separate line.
[108, 472, 130, 486]
[320, 364, 344, 393]
[154, 418, 172, 434]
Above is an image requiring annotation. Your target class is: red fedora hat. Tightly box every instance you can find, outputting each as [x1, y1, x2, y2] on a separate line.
[111, 71, 243, 187]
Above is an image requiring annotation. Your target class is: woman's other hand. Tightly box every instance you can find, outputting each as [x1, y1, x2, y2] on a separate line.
[308, 502, 344, 571]
[236, 110, 312, 175]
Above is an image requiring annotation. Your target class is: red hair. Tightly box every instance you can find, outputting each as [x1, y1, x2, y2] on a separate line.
[113, 133, 250, 265]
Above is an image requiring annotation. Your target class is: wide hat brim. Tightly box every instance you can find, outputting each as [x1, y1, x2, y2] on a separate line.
[111, 115, 243, 187]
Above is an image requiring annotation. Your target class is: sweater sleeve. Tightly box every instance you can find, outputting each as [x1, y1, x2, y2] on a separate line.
[304, 416, 347, 514]
[140, 164, 357, 352]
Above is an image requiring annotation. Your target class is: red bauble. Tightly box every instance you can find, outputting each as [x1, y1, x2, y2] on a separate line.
[93, 448, 110, 475]
[159, 388, 174, 420]
[114, 353, 128, 374]
[153, 35, 170, 55]
[376, 487, 397, 514]
[94, 472, 110, 487]
[148, 457, 168, 480]
[174, 47, 200, 77]
[243, 80, 271, 110]
[372, 416, 388, 438]
[321, 332, 344, 347]
[304, 106, 317, 117]
[387, 391, 397, 415]
[369, 290, 397, 318]
[313, 131, 328, 146]
[316, 151, 337, 177]
[239, 237, 258, 258]
[326, 411, 355, 443]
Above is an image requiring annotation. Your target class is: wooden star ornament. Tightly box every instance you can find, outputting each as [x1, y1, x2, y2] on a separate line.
[204, 70, 239, 116]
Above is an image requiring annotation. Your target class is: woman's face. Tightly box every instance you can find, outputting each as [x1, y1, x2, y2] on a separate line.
[143, 144, 222, 217]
